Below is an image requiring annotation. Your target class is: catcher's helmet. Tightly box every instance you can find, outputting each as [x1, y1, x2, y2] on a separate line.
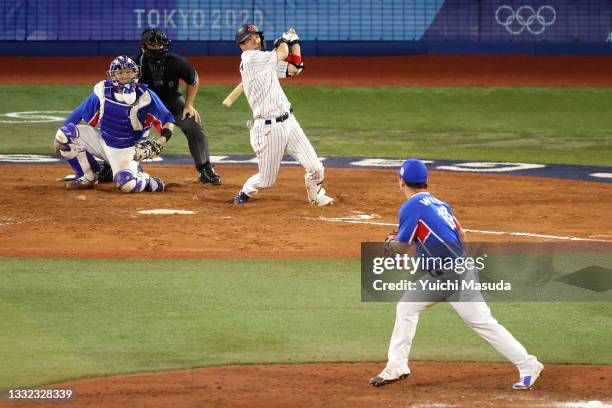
[141, 28, 171, 53]
[235, 24, 265, 49]
[107, 55, 140, 91]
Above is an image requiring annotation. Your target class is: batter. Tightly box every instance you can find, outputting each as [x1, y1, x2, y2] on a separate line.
[232, 24, 333, 206]
[370, 159, 544, 390]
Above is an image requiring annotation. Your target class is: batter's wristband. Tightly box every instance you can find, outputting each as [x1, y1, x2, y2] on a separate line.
[287, 54, 302, 65]
[161, 127, 172, 142]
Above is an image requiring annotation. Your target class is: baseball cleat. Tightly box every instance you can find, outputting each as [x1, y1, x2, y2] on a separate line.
[315, 194, 334, 206]
[198, 163, 222, 185]
[311, 187, 334, 206]
[65, 177, 97, 190]
[513, 361, 544, 390]
[97, 161, 114, 183]
[369, 367, 410, 387]
[233, 191, 250, 205]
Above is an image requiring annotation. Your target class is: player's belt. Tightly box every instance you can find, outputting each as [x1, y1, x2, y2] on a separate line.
[264, 107, 294, 125]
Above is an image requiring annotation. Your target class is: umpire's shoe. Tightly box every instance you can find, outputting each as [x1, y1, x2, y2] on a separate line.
[65, 176, 97, 190]
[198, 162, 221, 185]
[369, 367, 411, 387]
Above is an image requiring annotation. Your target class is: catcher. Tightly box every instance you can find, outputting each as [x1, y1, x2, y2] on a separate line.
[54, 55, 174, 193]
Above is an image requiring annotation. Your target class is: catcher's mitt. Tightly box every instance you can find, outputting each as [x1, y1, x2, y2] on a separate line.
[134, 139, 164, 161]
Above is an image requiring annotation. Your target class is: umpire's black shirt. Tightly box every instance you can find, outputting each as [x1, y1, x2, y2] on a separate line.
[132, 52, 198, 116]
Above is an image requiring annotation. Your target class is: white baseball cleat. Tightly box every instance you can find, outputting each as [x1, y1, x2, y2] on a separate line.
[513, 361, 544, 390]
[369, 366, 411, 387]
[312, 187, 334, 206]
[316, 194, 335, 206]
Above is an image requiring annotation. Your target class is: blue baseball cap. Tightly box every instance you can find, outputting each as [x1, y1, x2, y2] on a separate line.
[398, 159, 428, 184]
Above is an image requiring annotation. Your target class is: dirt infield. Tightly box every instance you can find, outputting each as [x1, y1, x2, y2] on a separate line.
[2, 55, 612, 87]
[2, 54, 612, 406]
[1, 165, 611, 259]
[0, 362, 608, 408]
[1, 167, 611, 406]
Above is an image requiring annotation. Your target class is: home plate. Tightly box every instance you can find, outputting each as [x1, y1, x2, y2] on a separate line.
[138, 209, 195, 215]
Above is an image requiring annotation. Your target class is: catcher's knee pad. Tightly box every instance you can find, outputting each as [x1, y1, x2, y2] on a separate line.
[54, 123, 78, 152]
[113, 169, 147, 193]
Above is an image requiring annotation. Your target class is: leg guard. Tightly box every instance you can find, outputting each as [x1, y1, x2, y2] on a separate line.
[54, 123, 78, 152]
[305, 164, 325, 202]
[56, 124, 100, 181]
[305, 172, 334, 206]
[141, 172, 165, 192]
[113, 169, 147, 193]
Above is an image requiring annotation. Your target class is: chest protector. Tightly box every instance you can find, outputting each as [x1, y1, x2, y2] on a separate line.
[100, 82, 149, 149]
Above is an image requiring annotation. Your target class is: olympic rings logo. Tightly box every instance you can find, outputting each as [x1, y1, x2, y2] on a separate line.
[495, 5, 557, 35]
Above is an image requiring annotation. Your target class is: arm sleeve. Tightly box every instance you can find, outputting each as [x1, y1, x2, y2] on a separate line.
[150, 91, 175, 124]
[275, 61, 289, 78]
[396, 200, 421, 243]
[64, 92, 100, 126]
[144, 90, 175, 130]
[176, 55, 197, 85]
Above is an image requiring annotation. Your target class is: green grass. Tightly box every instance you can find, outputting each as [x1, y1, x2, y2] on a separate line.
[0, 85, 611, 165]
[1, 258, 610, 387]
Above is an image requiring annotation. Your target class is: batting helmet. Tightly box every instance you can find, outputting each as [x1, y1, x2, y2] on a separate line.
[235, 24, 265, 49]
[398, 159, 428, 185]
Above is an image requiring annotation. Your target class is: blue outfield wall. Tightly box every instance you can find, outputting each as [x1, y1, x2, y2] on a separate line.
[2, 40, 612, 57]
[1, 0, 612, 56]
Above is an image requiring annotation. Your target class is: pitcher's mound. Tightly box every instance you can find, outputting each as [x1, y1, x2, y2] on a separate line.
[32, 362, 612, 408]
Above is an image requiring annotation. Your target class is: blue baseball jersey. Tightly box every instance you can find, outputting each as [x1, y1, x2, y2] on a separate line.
[396, 192, 464, 260]
[64, 80, 174, 148]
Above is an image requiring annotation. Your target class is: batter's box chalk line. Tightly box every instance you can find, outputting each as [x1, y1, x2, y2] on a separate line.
[302, 212, 612, 243]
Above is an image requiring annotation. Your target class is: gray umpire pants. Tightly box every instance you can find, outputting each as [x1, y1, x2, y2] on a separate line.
[173, 113, 210, 168]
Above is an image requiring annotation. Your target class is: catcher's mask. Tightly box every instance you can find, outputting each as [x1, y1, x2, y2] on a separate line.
[107, 55, 140, 93]
[235, 24, 266, 50]
[141, 28, 171, 58]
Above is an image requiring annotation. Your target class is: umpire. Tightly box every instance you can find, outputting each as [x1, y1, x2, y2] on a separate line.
[132, 28, 221, 185]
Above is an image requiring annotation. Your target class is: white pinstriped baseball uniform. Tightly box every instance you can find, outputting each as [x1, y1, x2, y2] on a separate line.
[239, 49, 328, 202]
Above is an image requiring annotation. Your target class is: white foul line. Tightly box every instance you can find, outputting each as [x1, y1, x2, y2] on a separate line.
[302, 216, 612, 243]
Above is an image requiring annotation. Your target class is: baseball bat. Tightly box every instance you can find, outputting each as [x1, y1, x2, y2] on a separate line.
[222, 83, 244, 108]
